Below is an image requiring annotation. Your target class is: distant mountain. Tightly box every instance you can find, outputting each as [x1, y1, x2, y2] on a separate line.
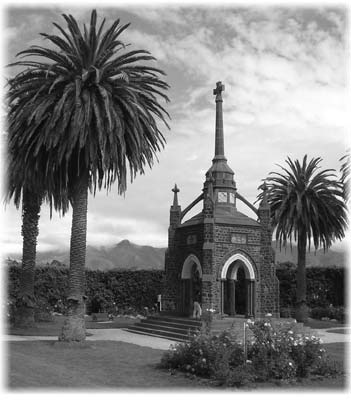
[6, 239, 166, 270]
[272, 241, 346, 268]
[6, 239, 346, 270]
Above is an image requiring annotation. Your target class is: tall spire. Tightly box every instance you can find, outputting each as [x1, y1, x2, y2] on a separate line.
[204, 81, 235, 198]
[213, 81, 226, 160]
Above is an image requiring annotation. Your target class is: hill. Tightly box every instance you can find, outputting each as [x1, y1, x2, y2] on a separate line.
[272, 241, 346, 267]
[6, 240, 166, 270]
[6, 239, 346, 270]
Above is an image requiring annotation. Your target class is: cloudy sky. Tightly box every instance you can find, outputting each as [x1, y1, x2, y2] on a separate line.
[1, 0, 349, 254]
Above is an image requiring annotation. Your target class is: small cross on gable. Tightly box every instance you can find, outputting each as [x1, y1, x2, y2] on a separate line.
[172, 184, 179, 194]
[172, 183, 180, 207]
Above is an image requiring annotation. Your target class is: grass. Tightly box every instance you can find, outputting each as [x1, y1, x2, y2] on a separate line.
[6, 316, 348, 390]
[6, 340, 347, 390]
[6, 340, 210, 389]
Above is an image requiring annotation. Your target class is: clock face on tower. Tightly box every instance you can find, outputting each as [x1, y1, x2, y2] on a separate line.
[218, 191, 227, 202]
[229, 192, 235, 204]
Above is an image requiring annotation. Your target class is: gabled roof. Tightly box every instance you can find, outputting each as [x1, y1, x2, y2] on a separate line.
[180, 208, 260, 228]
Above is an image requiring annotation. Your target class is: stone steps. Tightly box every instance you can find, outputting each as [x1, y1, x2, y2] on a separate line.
[125, 315, 202, 342]
[125, 315, 313, 343]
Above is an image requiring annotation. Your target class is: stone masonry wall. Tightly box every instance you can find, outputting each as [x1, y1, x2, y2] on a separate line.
[164, 223, 205, 312]
[212, 224, 261, 314]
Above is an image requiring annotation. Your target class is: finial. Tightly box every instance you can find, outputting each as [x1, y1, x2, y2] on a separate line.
[259, 180, 269, 208]
[172, 184, 180, 207]
[213, 81, 225, 102]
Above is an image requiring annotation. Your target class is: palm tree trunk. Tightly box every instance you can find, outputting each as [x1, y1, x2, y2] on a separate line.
[15, 188, 41, 327]
[59, 173, 88, 341]
[295, 230, 308, 322]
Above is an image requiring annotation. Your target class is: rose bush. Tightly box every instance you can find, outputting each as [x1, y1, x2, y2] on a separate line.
[160, 319, 341, 387]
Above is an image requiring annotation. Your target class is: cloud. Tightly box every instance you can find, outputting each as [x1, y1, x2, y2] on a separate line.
[128, 6, 186, 27]
[2, 5, 348, 255]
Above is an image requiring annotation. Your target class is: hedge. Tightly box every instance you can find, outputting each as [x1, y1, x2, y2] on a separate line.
[7, 264, 164, 315]
[6, 261, 345, 316]
[276, 263, 345, 310]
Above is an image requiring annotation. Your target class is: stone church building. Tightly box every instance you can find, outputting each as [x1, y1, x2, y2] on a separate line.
[163, 82, 279, 318]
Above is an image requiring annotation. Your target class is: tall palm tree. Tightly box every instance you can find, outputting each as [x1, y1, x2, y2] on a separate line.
[340, 150, 350, 202]
[260, 155, 347, 322]
[6, 113, 69, 327]
[7, 10, 169, 341]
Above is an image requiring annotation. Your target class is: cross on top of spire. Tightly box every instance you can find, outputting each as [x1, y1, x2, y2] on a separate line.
[172, 183, 180, 207]
[213, 81, 225, 101]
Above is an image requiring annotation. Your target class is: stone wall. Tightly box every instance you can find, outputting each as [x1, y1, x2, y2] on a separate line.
[164, 203, 280, 317]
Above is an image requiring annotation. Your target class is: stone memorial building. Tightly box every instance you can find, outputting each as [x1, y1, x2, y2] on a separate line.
[163, 82, 279, 318]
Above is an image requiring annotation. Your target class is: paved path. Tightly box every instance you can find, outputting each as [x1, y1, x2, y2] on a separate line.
[311, 328, 350, 344]
[3, 327, 350, 349]
[3, 329, 177, 350]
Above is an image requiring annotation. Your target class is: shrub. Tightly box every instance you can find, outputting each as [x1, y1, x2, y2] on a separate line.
[310, 305, 346, 322]
[247, 319, 337, 379]
[160, 319, 341, 386]
[160, 329, 244, 380]
[34, 298, 54, 322]
[224, 364, 256, 387]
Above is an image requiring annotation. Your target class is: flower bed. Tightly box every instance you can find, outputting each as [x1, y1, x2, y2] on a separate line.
[160, 319, 341, 387]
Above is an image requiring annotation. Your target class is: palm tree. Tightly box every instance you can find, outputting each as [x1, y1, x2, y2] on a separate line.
[6, 112, 69, 327]
[7, 10, 170, 341]
[260, 155, 347, 322]
[340, 150, 350, 202]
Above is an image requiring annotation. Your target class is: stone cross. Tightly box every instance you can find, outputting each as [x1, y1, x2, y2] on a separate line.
[172, 184, 180, 207]
[213, 81, 225, 101]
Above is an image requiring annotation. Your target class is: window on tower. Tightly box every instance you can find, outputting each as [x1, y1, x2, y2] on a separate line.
[218, 191, 227, 202]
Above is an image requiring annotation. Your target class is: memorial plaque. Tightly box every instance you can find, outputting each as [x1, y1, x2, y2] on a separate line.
[231, 233, 247, 244]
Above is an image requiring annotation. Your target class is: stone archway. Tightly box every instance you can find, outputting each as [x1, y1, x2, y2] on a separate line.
[181, 254, 202, 316]
[220, 253, 255, 317]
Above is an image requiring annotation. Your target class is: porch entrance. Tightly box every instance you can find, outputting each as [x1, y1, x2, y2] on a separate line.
[221, 254, 255, 318]
[180, 254, 202, 317]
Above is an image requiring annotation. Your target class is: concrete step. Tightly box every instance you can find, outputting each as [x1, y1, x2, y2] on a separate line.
[125, 326, 190, 341]
[147, 315, 202, 328]
[124, 327, 187, 342]
[140, 318, 202, 330]
[138, 320, 200, 335]
[126, 315, 313, 343]
[125, 315, 203, 341]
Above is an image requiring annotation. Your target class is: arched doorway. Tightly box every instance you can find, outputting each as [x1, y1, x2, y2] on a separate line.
[221, 254, 255, 317]
[181, 254, 202, 317]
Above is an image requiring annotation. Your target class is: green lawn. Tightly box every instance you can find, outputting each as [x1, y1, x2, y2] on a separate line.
[6, 339, 347, 390]
[6, 316, 348, 390]
[6, 340, 210, 389]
